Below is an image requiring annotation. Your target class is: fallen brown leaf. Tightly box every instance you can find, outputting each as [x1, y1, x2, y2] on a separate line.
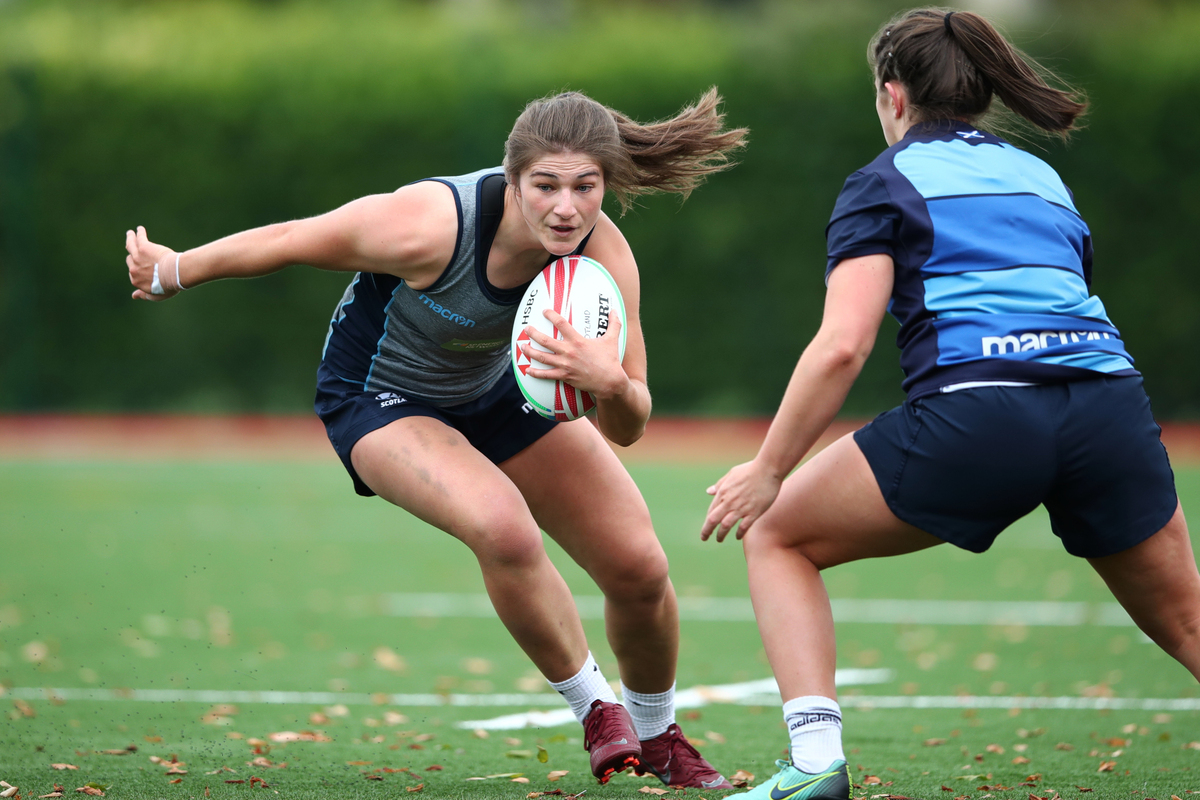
[424, 765, 443, 772]
[729, 769, 754, 788]
[405, 784, 423, 793]
[547, 770, 569, 782]
[1012, 756, 1030, 765]
[638, 788, 668, 796]
[364, 775, 384, 782]
[74, 788, 103, 797]
[50, 765, 77, 771]
[0, 787, 17, 799]
[985, 744, 1004, 754]
[1097, 761, 1116, 773]
[169, 778, 183, 785]
[924, 739, 948, 747]
[1054, 743, 1074, 751]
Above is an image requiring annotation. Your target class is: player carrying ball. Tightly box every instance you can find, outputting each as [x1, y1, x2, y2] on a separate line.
[126, 88, 746, 788]
[703, 8, 1198, 799]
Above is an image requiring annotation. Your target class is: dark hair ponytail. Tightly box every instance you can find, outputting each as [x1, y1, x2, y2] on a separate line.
[868, 7, 1087, 136]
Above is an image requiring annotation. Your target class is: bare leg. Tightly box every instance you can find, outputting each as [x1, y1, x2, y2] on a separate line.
[504, 419, 678, 693]
[741, 433, 943, 701]
[352, 417, 588, 682]
[1088, 502, 1200, 680]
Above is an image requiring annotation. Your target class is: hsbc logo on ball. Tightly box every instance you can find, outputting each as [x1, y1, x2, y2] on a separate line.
[376, 391, 407, 408]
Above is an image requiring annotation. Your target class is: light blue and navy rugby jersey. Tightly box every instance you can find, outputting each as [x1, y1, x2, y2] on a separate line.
[825, 119, 1137, 400]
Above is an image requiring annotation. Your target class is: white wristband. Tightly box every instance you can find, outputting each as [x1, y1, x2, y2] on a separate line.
[150, 263, 164, 295]
[174, 252, 187, 290]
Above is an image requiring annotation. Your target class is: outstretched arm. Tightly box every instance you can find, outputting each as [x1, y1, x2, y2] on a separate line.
[701, 253, 894, 542]
[126, 182, 458, 301]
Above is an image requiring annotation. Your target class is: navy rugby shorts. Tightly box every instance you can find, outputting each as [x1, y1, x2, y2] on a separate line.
[853, 376, 1178, 558]
[314, 365, 557, 497]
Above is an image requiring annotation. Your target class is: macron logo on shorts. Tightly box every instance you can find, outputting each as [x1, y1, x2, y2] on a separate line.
[376, 392, 407, 408]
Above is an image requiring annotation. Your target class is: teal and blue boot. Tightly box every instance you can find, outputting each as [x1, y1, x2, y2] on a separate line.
[730, 758, 851, 800]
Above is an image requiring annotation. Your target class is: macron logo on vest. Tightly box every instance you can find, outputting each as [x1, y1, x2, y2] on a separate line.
[419, 294, 476, 328]
[982, 330, 1113, 356]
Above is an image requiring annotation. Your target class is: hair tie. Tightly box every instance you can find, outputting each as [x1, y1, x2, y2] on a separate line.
[944, 11, 956, 34]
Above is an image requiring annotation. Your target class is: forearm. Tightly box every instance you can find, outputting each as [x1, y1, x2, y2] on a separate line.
[176, 222, 308, 288]
[754, 336, 868, 479]
[594, 376, 652, 447]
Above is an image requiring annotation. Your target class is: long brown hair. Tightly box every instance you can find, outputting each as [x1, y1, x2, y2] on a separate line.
[503, 88, 748, 213]
[868, 7, 1087, 136]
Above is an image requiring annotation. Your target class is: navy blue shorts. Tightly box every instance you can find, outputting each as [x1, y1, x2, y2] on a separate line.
[314, 366, 557, 497]
[853, 376, 1178, 558]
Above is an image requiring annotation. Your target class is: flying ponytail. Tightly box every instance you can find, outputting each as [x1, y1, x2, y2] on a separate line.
[504, 88, 749, 213]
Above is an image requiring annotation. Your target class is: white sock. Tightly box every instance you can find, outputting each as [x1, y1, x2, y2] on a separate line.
[782, 696, 844, 773]
[621, 682, 675, 740]
[548, 652, 618, 724]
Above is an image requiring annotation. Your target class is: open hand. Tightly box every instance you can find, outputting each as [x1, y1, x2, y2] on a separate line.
[520, 308, 628, 400]
[126, 226, 181, 301]
[701, 460, 783, 543]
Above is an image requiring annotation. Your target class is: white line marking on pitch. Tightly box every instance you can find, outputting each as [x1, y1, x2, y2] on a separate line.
[2, 671, 891, 713]
[384, 593, 1137, 627]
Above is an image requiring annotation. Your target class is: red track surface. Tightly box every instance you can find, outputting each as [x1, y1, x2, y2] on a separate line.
[1, 415, 1198, 465]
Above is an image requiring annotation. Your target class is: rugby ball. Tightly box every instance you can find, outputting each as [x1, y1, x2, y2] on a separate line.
[511, 255, 627, 421]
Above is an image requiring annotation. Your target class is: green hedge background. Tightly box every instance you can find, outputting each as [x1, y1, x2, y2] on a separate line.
[1, 0, 1198, 417]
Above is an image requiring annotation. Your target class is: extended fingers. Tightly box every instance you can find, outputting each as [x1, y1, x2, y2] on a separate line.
[523, 323, 559, 350]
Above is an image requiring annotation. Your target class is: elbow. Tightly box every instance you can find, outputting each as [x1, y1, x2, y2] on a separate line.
[606, 426, 646, 449]
[817, 336, 874, 375]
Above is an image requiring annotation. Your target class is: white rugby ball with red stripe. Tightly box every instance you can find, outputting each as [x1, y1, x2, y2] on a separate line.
[511, 255, 627, 421]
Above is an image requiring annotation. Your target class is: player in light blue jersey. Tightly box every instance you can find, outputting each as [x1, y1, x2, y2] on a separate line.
[702, 9, 1197, 800]
[127, 89, 746, 789]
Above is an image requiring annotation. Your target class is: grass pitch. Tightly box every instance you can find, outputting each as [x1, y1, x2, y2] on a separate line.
[1, 453, 1198, 799]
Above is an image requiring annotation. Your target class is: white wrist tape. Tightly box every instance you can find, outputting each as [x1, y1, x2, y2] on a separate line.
[149, 253, 185, 295]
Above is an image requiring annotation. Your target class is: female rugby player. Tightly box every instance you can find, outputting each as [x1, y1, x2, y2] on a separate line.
[127, 88, 746, 789]
[702, 10, 1198, 799]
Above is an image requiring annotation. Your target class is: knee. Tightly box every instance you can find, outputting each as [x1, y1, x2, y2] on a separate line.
[1156, 608, 1200, 660]
[456, 505, 545, 571]
[595, 542, 670, 605]
[742, 521, 828, 569]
